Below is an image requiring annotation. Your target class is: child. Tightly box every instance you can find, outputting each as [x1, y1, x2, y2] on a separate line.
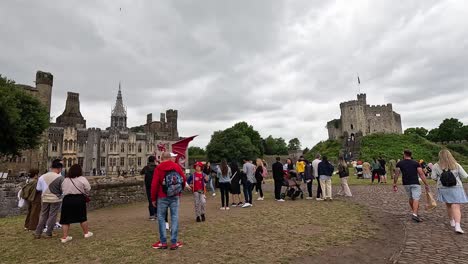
[187, 162, 209, 222]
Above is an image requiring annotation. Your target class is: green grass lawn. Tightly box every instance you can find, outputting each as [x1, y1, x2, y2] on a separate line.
[0, 192, 376, 264]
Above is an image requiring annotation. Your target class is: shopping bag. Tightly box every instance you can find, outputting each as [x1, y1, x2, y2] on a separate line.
[425, 192, 437, 211]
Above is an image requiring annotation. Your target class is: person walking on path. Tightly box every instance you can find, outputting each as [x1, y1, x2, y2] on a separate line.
[229, 162, 243, 207]
[304, 160, 314, 200]
[203, 162, 216, 197]
[34, 159, 63, 239]
[272, 157, 285, 202]
[22, 169, 42, 231]
[187, 162, 208, 222]
[242, 159, 256, 208]
[217, 159, 232, 210]
[388, 159, 397, 180]
[362, 161, 372, 179]
[55, 164, 93, 243]
[312, 154, 323, 201]
[393, 149, 430, 223]
[141, 156, 167, 225]
[255, 158, 265, 201]
[337, 156, 352, 197]
[379, 156, 387, 184]
[371, 158, 382, 184]
[318, 156, 334, 201]
[151, 152, 187, 250]
[431, 149, 468, 234]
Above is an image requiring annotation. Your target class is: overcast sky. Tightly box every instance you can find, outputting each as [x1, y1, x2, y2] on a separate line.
[1, 0, 468, 148]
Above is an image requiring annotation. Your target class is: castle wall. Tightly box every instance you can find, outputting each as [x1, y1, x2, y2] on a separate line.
[340, 100, 367, 137]
[364, 104, 401, 134]
[327, 119, 342, 140]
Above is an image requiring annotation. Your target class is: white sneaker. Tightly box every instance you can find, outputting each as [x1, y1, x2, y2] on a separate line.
[316, 198, 324, 201]
[84, 232, 93, 239]
[306, 197, 314, 200]
[212, 193, 216, 197]
[60, 236, 72, 243]
[225, 207, 230, 210]
[220, 207, 226, 210]
[165, 222, 170, 230]
[450, 219, 456, 227]
[455, 224, 464, 234]
[242, 203, 251, 208]
[277, 199, 285, 202]
[257, 197, 264, 201]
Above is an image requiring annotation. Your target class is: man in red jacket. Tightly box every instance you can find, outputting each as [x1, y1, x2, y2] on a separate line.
[151, 152, 187, 250]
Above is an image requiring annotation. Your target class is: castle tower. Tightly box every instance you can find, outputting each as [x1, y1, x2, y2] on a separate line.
[35, 71, 53, 115]
[166, 109, 178, 140]
[110, 83, 127, 130]
[56, 92, 87, 128]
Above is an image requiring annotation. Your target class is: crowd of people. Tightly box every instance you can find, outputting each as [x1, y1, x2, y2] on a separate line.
[18, 147, 467, 251]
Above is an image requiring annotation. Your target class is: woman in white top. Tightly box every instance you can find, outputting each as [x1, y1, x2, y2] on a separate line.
[59, 164, 93, 243]
[431, 149, 468, 234]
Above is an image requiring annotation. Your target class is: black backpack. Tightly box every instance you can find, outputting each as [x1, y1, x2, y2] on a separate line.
[440, 169, 457, 187]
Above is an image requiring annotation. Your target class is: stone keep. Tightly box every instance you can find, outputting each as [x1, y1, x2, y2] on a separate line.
[327, 94, 402, 140]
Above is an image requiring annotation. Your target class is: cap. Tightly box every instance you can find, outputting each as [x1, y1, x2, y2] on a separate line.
[194, 161, 204, 169]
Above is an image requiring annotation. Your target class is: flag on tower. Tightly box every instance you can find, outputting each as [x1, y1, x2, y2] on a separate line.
[357, 76, 361, 85]
[172, 136, 197, 169]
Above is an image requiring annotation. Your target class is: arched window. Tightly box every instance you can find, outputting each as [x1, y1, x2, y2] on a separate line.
[138, 143, 142, 153]
[351, 124, 354, 130]
[121, 143, 125, 153]
[64, 140, 68, 151]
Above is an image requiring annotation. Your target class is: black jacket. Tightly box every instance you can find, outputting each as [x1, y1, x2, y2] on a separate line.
[272, 161, 284, 181]
[141, 162, 156, 189]
[318, 161, 334, 176]
[305, 163, 314, 180]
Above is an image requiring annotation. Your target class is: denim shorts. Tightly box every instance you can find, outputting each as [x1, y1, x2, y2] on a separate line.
[404, 184, 421, 201]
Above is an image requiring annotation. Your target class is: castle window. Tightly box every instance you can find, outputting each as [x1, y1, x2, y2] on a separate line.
[64, 140, 68, 151]
[351, 124, 354, 130]
[350, 107, 353, 110]
[120, 157, 125, 167]
[137, 157, 142, 166]
[78, 157, 84, 167]
[100, 157, 106, 167]
[138, 144, 142, 153]
[101, 143, 105, 153]
[52, 142, 58, 152]
[68, 159, 72, 168]
[121, 143, 125, 153]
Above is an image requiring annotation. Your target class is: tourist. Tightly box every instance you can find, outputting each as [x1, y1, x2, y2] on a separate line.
[356, 160, 364, 179]
[362, 161, 372, 179]
[255, 158, 265, 201]
[393, 149, 430, 223]
[141, 156, 169, 228]
[203, 162, 216, 197]
[337, 156, 352, 197]
[241, 159, 256, 208]
[318, 156, 334, 201]
[379, 156, 387, 184]
[431, 149, 468, 234]
[272, 157, 285, 202]
[312, 154, 323, 201]
[388, 159, 397, 179]
[187, 162, 208, 222]
[22, 169, 42, 231]
[371, 158, 382, 184]
[304, 160, 314, 200]
[151, 152, 187, 250]
[229, 161, 243, 207]
[217, 159, 232, 210]
[296, 156, 306, 182]
[57, 164, 93, 243]
[34, 159, 63, 239]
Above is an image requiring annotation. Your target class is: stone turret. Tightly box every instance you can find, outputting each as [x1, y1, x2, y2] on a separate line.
[166, 109, 178, 139]
[56, 92, 86, 128]
[110, 83, 128, 131]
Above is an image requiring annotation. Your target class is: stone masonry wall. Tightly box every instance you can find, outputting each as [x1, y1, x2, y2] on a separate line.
[0, 176, 146, 218]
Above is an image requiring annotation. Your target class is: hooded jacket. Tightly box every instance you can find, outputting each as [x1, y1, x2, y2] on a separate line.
[318, 161, 334, 177]
[151, 160, 187, 202]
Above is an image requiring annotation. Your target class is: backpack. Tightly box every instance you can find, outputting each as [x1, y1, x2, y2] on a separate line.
[440, 169, 457, 187]
[262, 166, 268, 178]
[162, 170, 183, 197]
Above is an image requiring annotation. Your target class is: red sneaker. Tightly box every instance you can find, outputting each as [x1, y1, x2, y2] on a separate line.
[170, 241, 183, 250]
[152, 241, 168, 249]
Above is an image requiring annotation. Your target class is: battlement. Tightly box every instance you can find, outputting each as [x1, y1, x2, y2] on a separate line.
[36, 71, 53, 86]
[166, 109, 178, 119]
[365, 103, 393, 112]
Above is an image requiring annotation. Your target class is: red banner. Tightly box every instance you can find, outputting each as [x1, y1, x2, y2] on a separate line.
[172, 136, 197, 168]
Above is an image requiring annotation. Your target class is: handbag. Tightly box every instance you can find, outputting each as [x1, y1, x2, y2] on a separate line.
[425, 191, 437, 211]
[69, 178, 91, 203]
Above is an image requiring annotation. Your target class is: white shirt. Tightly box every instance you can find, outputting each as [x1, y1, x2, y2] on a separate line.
[312, 159, 321, 178]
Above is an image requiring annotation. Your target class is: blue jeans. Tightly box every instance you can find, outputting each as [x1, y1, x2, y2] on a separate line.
[208, 176, 215, 193]
[243, 181, 253, 204]
[157, 197, 180, 244]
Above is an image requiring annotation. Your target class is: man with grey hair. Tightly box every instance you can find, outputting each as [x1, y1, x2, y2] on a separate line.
[312, 153, 323, 201]
[151, 152, 187, 250]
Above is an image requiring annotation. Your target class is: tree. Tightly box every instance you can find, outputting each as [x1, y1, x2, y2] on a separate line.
[188, 146, 206, 156]
[404, 127, 428, 138]
[303, 147, 310, 155]
[263, 135, 288, 155]
[206, 122, 262, 162]
[288, 138, 301, 151]
[427, 118, 466, 142]
[0, 75, 49, 156]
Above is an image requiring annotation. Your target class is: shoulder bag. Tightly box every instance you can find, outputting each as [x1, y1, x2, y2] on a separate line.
[70, 178, 91, 203]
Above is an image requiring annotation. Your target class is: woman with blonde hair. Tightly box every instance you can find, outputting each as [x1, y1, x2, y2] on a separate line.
[255, 158, 265, 201]
[337, 156, 352, 197]
[431, 149, 468, 234]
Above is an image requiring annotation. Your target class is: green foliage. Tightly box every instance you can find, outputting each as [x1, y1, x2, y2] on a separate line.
[288, 138, 301, 151]
[404, 127, 428, 138]
[446, 143, 468, 157]
[206, 122, 262, 162]
[302, 147, 310, 155]
[129, 125, 145, 133]
[426, 118, 468, 142]
[306, 140, 341, 161]
[263, 135, 288, 155]
[0, 75, 49, 156]
[188, 146, 206, 156]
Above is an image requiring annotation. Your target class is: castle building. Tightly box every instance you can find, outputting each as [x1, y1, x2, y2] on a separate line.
[326, 94, 402, 140]
[2, 71, 183, 177]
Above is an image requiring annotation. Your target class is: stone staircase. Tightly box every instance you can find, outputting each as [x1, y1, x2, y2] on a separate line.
[342, 135, 362, 161]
